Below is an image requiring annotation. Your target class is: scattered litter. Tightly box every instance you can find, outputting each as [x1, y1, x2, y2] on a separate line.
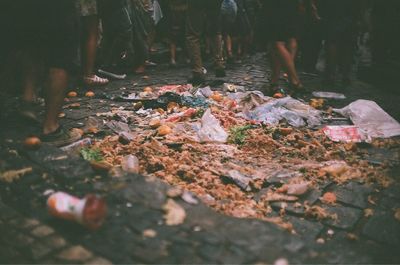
[223, 83, 245, 93]
[364, 208, 374, 218]
[163, 199, 186, 226]
[167, 187, 183, 198]
[98, 69, 127, 80]
[197, 109, 228, 143]
[312, 91, 346, 99]
[142, 229, 157, 238]
[321, 192, 337, 204]
[61, 138, 92, 155]
[121, 155, 140, 174]
[322, 126, 367, 143]
[225, 170, 252, 191]
[181, 191, 199, 205]
[0, 167, 33, 183]
[286, 183, 309, 196]
[334, 100, 400, 138]
[273, 258, 289, 265]
[47, 191, 107, 230]
[394, 208, 400, 222]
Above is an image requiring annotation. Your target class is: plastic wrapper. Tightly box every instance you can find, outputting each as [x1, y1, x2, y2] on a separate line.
[334, 100, 400, 138]
[121, 155, 140, 174]
[47, 192, 107, 230]
[322, 125, 367, 143]
[197, 109, 228, 143]
[312, 91, 346, 99]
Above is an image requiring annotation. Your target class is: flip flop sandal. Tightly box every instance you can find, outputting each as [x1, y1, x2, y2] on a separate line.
[41, 126, 81, 147]
[83, 75, 109, 86]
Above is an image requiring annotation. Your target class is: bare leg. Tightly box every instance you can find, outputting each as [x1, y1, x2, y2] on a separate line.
[275, 41, 301, 86]
[270, 45, 281, 84]
[225, 35, 233, 59]
[43, 68, 68, 135]
[287, 38, 298, 61]
[170, 42, 177, 64]
[81, 15, 99, 77]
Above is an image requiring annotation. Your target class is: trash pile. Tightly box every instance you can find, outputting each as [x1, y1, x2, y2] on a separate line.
[68, 84, 400, 227]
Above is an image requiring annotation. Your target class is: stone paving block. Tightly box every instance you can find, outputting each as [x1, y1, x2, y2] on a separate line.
[379, 196, 400, 210]
[332, 186, 368, 209]
[323, 205, 363, 230]
[1, 206, 19, 220]
[362, 209, 400, 246]
[285, 216, 324, 241]
[57, 245, 93, 262]
[30, 242, 52, 260]
[13, 233, 35, 247]
[85, 257, 113, 265]
[44, 235, 67, 250]
[21, 218, 40, 229]
[31, 225, 55, 238]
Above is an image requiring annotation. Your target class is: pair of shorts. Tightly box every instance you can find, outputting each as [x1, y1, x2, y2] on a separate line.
[76, 0, 98, 16]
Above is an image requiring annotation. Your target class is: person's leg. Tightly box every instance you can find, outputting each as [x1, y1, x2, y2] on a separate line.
[225, 34, 233, 62]
[186, 0, 205, 81]
[170, 42, 177, 65]
[287, 38, 298, 61]
[270, 44, 281, 85]
[81, 15, 99, 77]
[275, 41, 301, 86]
[206, 0, 225, 76]
[43, 68, 68, 135]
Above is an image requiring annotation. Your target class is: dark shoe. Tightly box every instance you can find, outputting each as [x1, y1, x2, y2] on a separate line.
[215, 67, 226, 78]
[188, 72, 206, 86]
[41, 126, 81, 147]
[289, 83, 306, 97]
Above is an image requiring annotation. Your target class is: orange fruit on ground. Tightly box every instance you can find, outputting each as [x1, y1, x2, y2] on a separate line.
[143, 86, 153, 93]
[85, 91, 95, 97]
[67, 91, 78, 97]
[24, 136, 41, 150]
[273, 92, 284, 99]
[157, 125, 172, 136]
[322, 192, 337, 204]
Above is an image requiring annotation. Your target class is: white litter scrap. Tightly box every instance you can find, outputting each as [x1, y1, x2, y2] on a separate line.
[312, 91, 346, 99]
[334, 100, 400, 138]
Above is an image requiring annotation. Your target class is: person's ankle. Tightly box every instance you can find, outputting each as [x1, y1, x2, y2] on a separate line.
[43, 124, 60, 135]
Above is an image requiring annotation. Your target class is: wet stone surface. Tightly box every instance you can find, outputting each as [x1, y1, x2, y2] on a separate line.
[0, 52, 400, 263]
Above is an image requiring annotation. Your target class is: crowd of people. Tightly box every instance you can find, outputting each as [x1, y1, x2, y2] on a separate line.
[0, 0, 393, 146]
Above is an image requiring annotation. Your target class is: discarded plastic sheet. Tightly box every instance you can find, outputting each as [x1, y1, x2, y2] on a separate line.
[197, 109, 228, 143]
[0, 167, 33, 183]
[223, 83, 245, 93]
[225, 170, 252, 191]
[240, 97, 322, 127]
[322, 126, 367, 143]
[334, 100, 400, 138]
[61, 138, 92, 155]
[312, 91, 346, 99]
[181, 191, 199, 205]
[106, 121, 131, 134]
[121, 155, 140, 174]
[47, 191, 107, 230]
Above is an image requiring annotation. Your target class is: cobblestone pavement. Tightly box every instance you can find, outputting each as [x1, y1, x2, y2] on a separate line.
[1, 53, 400, 264]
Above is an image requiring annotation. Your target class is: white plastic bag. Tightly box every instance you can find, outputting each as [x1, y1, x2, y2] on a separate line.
[197, 109, 228, 143]
[334, 100, 400, 138]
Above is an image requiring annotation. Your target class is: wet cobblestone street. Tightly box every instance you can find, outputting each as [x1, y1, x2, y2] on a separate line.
[1, 53, 400, 264]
